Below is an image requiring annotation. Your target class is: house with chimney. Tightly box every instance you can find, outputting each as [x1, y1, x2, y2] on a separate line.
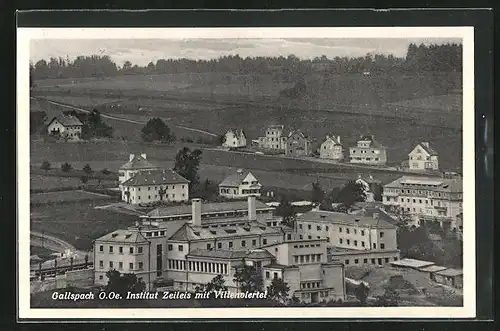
[218, 169, 262, 199]
[319, 134, 344, 161]
[295, 210, 400, 267]
[408, 142, 439, 171]
[254, 125, 288, 151]
[120, 169, 190, 205]
[46, 115, 83, 141]
[118, 154, 161, 184]
[349, 135, 387, 165]
[93, 196, 346, 303]
[285, 129, 313, 157]
[222, 128, 247, 149]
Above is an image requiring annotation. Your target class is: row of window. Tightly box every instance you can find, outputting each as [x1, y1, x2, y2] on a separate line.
[125, 193, 185, 201]
[293, 254, 323, 264]
[98, 245, 143, 254]
[220, 188, 238, 194]
[339, 238, 385, 249]
[352, 149, 377, 154]
[241, 189, 260, 194]
[293, 243, 321, 248]
[265, 271, 279, 279]
[300, 281, 321, 289]
[343, 256, 398, 265]
[298, 223, 385, 238]
[134, 185, 185, 192]
[162, 210, 270, 222]
[98, 260, 143, 270]
[168, 259, 229, 275]
[350, 157, 381, 161]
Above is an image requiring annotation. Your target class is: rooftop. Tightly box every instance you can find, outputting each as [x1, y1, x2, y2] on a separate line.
[390, 258, 435, 269]
[219, 171, 260, 187]
[323, 135, 342, 146]
[434, 268, 463, 277]
[146, 199, 273, 218]
[169, 221, 282, 241]
[188, 248, 274, 260]
[120, 154, 160, 170]
[95, 229, 148, 243]
[414, 142, 439, 156]
[297, 210, 396, 229]
[49, 115, 83, 127]
[418, 265, 449, 273]
[226, 128, 246, 138]
[384, 176, 462, 193]
[122, 169, 189, 187]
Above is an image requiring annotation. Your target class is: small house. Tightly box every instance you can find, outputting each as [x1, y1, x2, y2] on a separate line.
[219, 169, 262, 199]
[319, 134, 344, 161]
[222, 128, 247, 149]
[46, 115, 83, 141]
[408, 142, 439, 171]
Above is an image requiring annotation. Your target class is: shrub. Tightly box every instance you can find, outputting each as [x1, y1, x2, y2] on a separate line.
[82, 164, 93, 174]
[61, 162, 72, 172]
[101, 168, 111, 175]
[40, 160, 51, 171]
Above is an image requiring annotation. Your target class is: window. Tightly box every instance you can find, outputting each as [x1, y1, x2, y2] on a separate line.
[361, 241, 365, 247]
[273, 272, 278, 279]
[361, 230, 365, 236]
[263, 239, 267, 245]
[99, 245, 103, 252]
[299, 224, 303, 229]
[326, 226, 329, 231]
[99, 275, 103, 280]
[119, 262, 123, 270]
[373, 243, 377, 249]
[381, 243, 385, 249]
[354, 259, 359, 264]
[109, 261, 114, 269]
[371, 259, 376, 264]
[138, 247, 143, 254]
[308, 224, 312, 230]
[99, 260, 103, 268]
[129, 247, 134, 254]
[207, 243, 211, 250]
[129, 263, 133, 270]
[265, 271, 270, 279]
[218, 242, 222, 249]
[241, 240, 246, 247]
[339, 227, 342, 233]
[168, 244, 173, 251]
[119, 247, 123, 254]
[252, 239, 257, 246]
[178, 245, 184, 252]
[109, 246, 114, 253]
[363, 258, 368, 264]
[345, 260, 349, 265]
[354, 240, 358, 246]
[317, 225, 321, 231]
[138, 262, 143, 270]
[380, 232, 384, 238]
[346, 239, 350, 245]
[229, 242, 233, 248]
[346, 228, 350, 234]
[385, 258, 390, 263]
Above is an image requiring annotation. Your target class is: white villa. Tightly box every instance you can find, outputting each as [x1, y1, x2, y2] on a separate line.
[218, 169, 262, 199]
[118, 154, 160, 184]
[47, 115, 83, 141]
[408, 142, 439, 171]
[222, 128, 247, 149]
[319, 134, 344, 161]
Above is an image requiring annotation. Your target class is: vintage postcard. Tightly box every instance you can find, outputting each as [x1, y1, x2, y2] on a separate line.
[18, 26, 475, 320]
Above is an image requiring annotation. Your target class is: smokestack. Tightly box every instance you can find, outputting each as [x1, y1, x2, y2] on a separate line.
[337, 136, 341, 143]
[191, 198, 202, 226]
[141, 153, 147, 159]
[248, 195, 256, 221]
[129, 154, 135, 162]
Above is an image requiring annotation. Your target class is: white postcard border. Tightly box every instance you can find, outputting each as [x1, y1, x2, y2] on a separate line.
[17, 26, 475, 320]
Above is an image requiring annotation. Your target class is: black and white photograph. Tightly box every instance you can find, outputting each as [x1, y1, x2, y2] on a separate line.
[17, 26, 475, 319]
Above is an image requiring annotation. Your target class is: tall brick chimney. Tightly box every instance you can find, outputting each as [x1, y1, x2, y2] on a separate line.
[248, 195, 256, 221]
[191, 198, 202, 226]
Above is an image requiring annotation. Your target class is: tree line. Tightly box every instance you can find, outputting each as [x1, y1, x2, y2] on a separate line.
[30, 43, 462, 80]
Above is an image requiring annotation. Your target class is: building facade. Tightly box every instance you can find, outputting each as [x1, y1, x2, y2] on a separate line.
[285, 130, 312, 157]
[120, 169, 190, 205]
[47, 115, 83, 141]
[118, 154, 161, 184]
[255, 125, 287, 151]
[218, 170, 262, 199]
[349, 135, 387, 165]
[382, 176, 463, 232]
[295, 210, 400, 267]
[408, 142, 439, 171]
[222, 129, 247, 149]
[319, 135, 344, 161]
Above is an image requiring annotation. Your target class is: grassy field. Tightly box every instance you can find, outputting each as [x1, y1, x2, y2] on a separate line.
[31, 190, 115, 204]
[30, 174, 116, 191]
[30, 201, 138, 250]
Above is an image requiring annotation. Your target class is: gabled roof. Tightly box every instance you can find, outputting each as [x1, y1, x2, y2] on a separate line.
[95, 229, 148, 243]
[413, 142, 438, 156]
[384, 176, 462, 193]
[122, 169, 189, 187]
[147, 199, 272, 218]
[322, 135, 342, 146]
[226, 128, 246, 139]
[219, 171, 259, 187]
[357, 135, 385, 149]
[297, 210, 396, 229]
[187, 248, 274, 260]
[48, 115, 83, 127]
[120, 154, 160, 170]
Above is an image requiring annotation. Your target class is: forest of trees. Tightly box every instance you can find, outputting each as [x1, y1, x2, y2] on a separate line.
[30, 43, 462, 80]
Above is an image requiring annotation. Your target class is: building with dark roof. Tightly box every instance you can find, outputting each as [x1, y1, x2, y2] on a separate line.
[284, 129, 313, 157]
[222, 128, 247, 148]
[408, 142, 440, 171]
[349, 135, 387, 165]
[255, 124, 288, 151]
[218, 169, 262, 199]
[119, 168, 189, 205]
[118, 153, 161, 184]
[319, 134, 344, 161]
[46, 115, 83, 141]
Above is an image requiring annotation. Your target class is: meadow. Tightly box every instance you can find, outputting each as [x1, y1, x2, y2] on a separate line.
[30, 190, 115, 204]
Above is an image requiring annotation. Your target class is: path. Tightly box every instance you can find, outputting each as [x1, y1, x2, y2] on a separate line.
[30, 231, 77, 254]
[33, 97, 218, 137]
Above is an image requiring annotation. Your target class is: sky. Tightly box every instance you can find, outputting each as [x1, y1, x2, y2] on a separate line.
[30, 38, 462, 67]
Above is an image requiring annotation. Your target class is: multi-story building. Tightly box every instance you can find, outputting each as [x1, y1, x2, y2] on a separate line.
[349, 135, 387, 165]
[295, 210, 400, 267]
[284, 130, 313, 157]
[118, 153, 160, 184]
[255, 125, 288, 151]
[46, 115, 83, 141]
[319, 134, 344, 161]
[120, 169, 190, 204]
[408, 142, 439, 171]
[261, 238, 346, 303]
[218, 169, 262, 199]
[222, 128, 247, 149]
[355, 174, 382, 202]
[382, 176, 463, 232]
